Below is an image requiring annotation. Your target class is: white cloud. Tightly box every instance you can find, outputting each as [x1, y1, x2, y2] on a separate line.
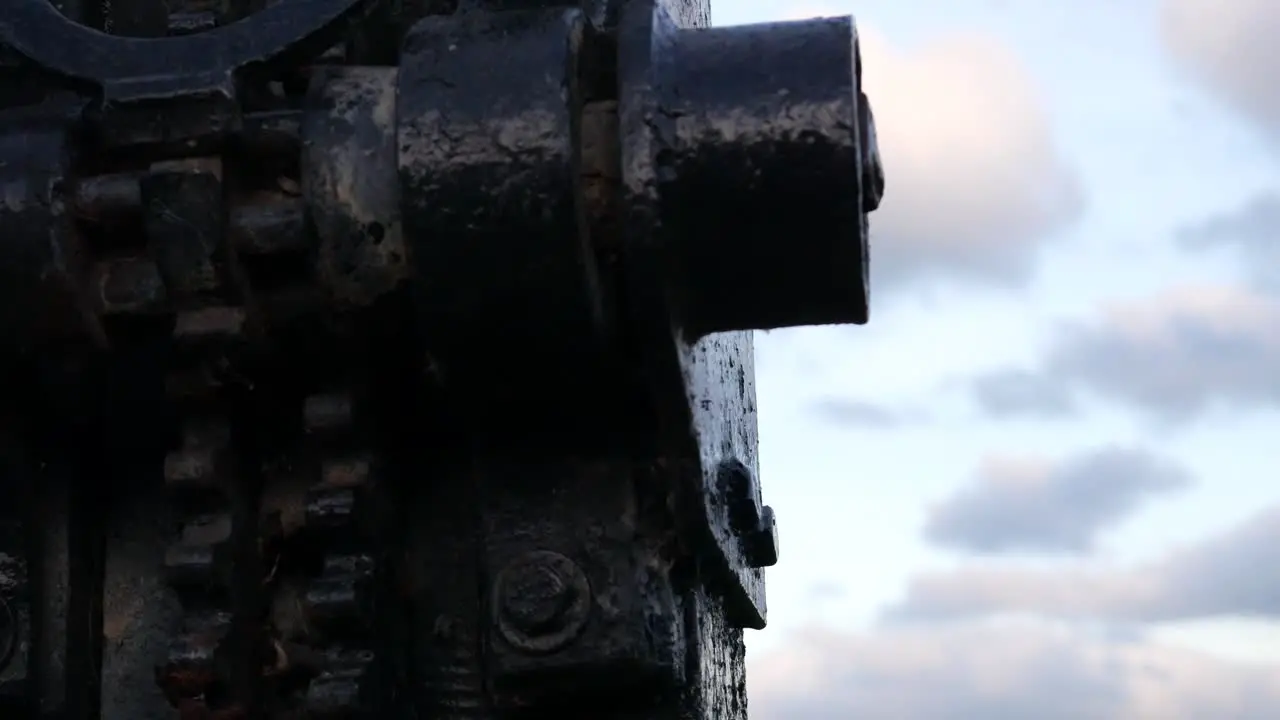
[925, 447, 1192, 554]
[731, 10, 1083, 292]
[1161, 0, 1280, 142]
[860, 29, 1083, 291]
[750, 619, 1280, 719]
[972, 369, 1077, 418]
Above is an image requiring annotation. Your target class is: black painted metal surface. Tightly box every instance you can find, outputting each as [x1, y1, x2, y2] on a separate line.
[398, 7, 613, 428]
[303, 65, 409, 307]
[665, 16, 873, 335]
[0, 0, 883, 717]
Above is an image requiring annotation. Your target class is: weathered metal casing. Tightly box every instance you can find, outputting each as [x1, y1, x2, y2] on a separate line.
[0, 0, 884, 716]
[303, 66, 409, 307]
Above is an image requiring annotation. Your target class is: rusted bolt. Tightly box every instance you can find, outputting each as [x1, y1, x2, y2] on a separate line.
[492, 550, 590, 654]
[0, 595, 15, 671]
[746, 505, 779, 568]
[717, 459, 779, 569]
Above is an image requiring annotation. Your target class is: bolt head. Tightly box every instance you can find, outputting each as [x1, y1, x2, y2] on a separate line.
[493, 550, 590, 655]
[498, 560, 576, 634]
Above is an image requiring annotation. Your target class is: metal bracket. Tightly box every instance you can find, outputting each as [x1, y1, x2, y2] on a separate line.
[616, 0, 876, 629]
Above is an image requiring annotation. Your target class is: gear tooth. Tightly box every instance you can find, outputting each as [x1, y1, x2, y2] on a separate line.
[165, 422, 233, 488]
[305, 487, 358, 528]
[173, 306, 247, 346]
[75, 83, 389, 716]
[163, 543, 218, 587]
[318, 456, 372, 490]
[164, 512, 234, 587]
[75, 152, 254, 717]
[159, 611, 233, 699]
[303, 392, 354, 436]
[264, 391, 379, 716]
[159, 417, 238, 705]
[306, 650, 375, 716]
[305, 553, 375, 627]
[157, 450, 241, 716]
[163, 447, 220, 488]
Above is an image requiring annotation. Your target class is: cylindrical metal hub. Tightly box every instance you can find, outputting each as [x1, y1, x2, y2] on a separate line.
[663, 17, 874, 335]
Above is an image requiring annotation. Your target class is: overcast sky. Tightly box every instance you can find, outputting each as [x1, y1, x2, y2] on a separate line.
[711, 0, 1280, 717]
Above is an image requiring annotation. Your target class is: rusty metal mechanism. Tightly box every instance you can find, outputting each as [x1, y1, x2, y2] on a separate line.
[0, 0, 883, 716]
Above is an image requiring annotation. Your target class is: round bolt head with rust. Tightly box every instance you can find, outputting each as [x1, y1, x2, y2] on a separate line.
[493, 550, 591, 655]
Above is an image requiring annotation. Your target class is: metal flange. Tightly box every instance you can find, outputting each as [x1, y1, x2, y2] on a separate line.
[616, 0, 884, 630]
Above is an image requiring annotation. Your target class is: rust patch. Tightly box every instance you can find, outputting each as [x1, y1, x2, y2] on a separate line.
[318, 456, 370, 489]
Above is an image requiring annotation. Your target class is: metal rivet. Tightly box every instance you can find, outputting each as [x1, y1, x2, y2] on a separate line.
[493, 550, 590, 654]
[717, 459, 778, 568]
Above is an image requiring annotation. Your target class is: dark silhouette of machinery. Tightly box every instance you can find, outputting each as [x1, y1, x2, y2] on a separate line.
[0, 0, 883, 716]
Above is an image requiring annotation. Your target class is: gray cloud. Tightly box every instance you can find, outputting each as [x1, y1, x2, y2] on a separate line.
[892, 503, 1280, 623]
[1161, 0, 1280, 144]
[971, 369, 1078, 418]
[925, 447, 1192, 555]
[1178, 193, 1280, 292]
[964, 0, 1280, 427]
[811, 398, 921, 428]
[750, 619, 1280, 719]
[858, 30, 1083, 292]
[970, 285, 1280, 423]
